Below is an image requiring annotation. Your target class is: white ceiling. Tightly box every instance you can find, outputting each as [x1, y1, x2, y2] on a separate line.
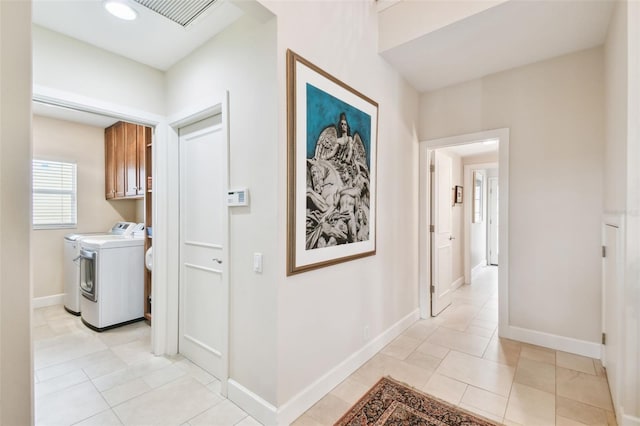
[381, 0, 615, 92]
[31, 0, 615, 127]
[33, 101, 121, 128]
[32, 0, 245, 71]
[440, 140, 498, 159]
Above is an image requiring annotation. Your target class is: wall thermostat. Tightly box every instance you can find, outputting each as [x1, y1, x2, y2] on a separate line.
[227, 188, 249, 206]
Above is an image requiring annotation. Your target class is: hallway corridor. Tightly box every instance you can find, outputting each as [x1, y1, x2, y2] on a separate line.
[294, 267, 616, 426]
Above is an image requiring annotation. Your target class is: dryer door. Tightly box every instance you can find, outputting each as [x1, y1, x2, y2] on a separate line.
[79, 249, 97, 302]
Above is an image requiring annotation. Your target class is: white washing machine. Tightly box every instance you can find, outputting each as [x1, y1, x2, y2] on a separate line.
[79, 231, 145, 331]
[63, 222, 138, 315]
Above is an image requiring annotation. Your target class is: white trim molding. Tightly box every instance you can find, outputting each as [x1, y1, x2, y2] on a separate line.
[418, 128, 509, 332]
[227, 380, 278, 426]
[471, 262, 485, 277]
[504, 325, 601, 359]
[276, 309, 419, 425]
[620, 409, 640, 426]
[452, 276, 464, 292]
[31, 84, 168, 356]
[228, 309, 420, 426]
[32, 294, 64, 309]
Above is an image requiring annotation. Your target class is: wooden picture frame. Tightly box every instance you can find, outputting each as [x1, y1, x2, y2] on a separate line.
[286, 49, 379, 275]
[455, 185, 463, 204]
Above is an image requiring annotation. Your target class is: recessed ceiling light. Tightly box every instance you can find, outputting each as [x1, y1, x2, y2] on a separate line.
[104, 0, 138, 21]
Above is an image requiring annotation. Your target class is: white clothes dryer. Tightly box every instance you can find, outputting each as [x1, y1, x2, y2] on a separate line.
[79, 233, 145, 331]
[63, 222, 138, 315]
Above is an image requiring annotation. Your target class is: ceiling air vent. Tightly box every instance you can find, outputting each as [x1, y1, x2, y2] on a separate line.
[132, 0, 218, 27]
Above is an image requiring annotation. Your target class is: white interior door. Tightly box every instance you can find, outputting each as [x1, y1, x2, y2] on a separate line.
[431, 151, 453, 316]
[179, 115, 228, 383]
[488, 176, 499, 265]
[603, 222, 620, 410]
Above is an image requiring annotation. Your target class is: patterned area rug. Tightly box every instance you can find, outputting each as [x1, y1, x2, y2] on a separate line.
[334, 377, 500, 426]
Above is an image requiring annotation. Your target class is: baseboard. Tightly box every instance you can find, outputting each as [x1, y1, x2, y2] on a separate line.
[279, 309, 419, 424]
[621, 408, 640, 426]
[471, 262, 485, 277]
[227, 379, 278, 426]
[32, 294, 64, 309]
[452, 276, 464, 291]
[225, 309, 419, 426]
[504, 325, 601, 359]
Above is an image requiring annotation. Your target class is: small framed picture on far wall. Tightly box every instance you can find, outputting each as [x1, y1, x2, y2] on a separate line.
[455, 185, 463, 204]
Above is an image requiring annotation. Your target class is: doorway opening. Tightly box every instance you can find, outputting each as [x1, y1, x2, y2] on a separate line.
[418, 129, 509, 337]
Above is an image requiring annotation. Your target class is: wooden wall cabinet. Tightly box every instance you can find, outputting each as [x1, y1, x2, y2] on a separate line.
[105, 121, 148, 200]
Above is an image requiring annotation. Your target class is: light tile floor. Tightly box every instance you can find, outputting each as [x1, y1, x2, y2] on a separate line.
[36, 266, 615, 425]
[293, 266, 617, 426]
[33, 306, 259, 426]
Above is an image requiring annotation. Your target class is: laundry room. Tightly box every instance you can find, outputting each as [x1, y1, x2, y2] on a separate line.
[31, 113, 144, 311]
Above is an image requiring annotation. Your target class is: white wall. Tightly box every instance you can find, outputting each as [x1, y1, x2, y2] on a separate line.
[32, 25, 165, 117]
[378, 0, 508, 52]
[31, 116, 139, 298]
[0, 1, 33, 423]
[265, 0, 420, 413]
[420, 48, 605, 344]
[604, 1, 627, 215]
[165, 14, 279, 405]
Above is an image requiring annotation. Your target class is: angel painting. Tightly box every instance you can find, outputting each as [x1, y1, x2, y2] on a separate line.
[306, 112, 371, 250]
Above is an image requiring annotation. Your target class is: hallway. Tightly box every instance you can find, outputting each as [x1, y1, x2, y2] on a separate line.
[294, 267, 616, 425]
[32, 266, 615, 425]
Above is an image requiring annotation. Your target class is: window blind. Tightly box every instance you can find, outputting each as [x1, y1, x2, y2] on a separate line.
[32, 159, 77, 229]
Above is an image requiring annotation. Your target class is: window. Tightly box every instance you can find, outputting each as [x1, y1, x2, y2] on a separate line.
[32, 159, 77, 229]
[472, 170, 484, 223]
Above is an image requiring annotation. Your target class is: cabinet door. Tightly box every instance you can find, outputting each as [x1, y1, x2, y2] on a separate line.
[114, 122, 126, 198]
[105, 125, 116, 199]
[136, 125, 148, 196]
[125, 122, 139, 197]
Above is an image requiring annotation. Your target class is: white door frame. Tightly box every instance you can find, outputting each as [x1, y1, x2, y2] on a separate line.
[601, 213, 624, 419]
[463, 162, 497, 284]
[32, 85, 170, 355]
[419, 128, 509, 337]
[166, 93, 230, 394]
[487, 175, 499, 266]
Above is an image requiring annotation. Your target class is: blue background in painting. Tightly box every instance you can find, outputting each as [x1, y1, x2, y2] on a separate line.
[306, 83, 371, 167]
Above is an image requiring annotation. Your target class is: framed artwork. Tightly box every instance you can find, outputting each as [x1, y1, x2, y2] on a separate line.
[455, 185, 463, 204]
[286, 49, 379, 275]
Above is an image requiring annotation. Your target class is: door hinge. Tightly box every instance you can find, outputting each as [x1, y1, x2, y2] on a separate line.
[602, 332, 606, 345]
[430, 284, 435, 294]
[430, 165, 435, 172]
[430, 224, 435, 232]
[602, 246, 606, 258]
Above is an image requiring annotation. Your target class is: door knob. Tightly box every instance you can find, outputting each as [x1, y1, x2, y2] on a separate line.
[212, 258, 222, 264]
[449, 236, 455, 240]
